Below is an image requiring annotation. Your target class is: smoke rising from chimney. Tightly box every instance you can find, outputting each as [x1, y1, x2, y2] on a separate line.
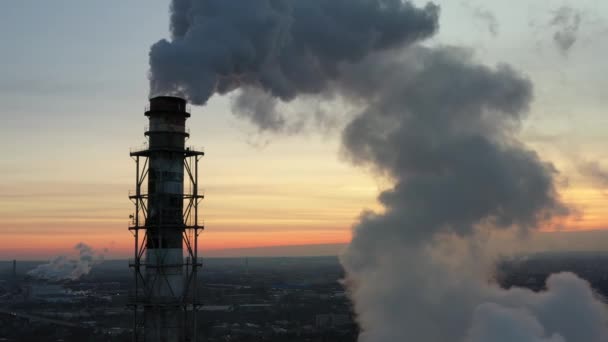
[149, 0, 439, 131]
[150, 1, 608, 341]
[27, 243, 105, 281]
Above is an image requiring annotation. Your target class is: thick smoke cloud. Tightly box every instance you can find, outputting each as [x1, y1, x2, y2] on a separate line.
[336, 47, 603, 342]
[27, 243, 105, 281]
[339, 46, 567, 253]
[151, 1, 608, 341]
[149, 0, 439, 130]
[467, 273, 608, 342]
[170, 0, 193, 39]
[468, 303, 566, 342]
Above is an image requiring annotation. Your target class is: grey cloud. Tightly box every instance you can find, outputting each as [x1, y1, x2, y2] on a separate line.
[467, 272, 607, 342]
[340, 47, 566, 248]
[550, 6, 582, 55]
[149, 0, 439, 117]
[334, 47, 587, 342]
[231, 87, 285, 132]
[472, 7, 499, 36]
[579, 161, 608, 188]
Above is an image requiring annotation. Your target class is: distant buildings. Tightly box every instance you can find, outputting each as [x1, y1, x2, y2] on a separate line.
[315, 313, 351, 329]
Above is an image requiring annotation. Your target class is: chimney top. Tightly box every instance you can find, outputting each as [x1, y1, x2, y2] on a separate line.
[146, 96, 190, 117]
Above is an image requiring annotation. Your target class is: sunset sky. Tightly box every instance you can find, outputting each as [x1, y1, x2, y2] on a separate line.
[1, 0, 608, 259]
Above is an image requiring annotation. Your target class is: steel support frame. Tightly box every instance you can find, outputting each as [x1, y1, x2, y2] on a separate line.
[129, 153, 204, 341]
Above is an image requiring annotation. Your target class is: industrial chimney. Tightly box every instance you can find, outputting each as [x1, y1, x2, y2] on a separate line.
[129, 96, 204, 341]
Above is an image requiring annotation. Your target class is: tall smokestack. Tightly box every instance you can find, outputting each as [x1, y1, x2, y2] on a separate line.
[130, 96, 204, 342]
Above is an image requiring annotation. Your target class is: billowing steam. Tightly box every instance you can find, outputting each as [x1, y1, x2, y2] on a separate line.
[149, 0, 439, 131]
[150, 1, 608, 341]
[27, 243, 105, 281]
[336, 46, 608, 342]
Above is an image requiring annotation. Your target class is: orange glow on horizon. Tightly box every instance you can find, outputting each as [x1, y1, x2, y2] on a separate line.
[2, 173, 608, 260]
[0, 228, 352, 260]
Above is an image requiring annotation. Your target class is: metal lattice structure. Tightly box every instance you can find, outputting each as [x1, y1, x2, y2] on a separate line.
[129, 96, 204, 342]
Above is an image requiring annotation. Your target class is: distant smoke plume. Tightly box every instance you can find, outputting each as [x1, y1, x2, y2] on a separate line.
[151, 1, 608, 341]
[27, 243, 104, 281]
[550, 6, 582, 55]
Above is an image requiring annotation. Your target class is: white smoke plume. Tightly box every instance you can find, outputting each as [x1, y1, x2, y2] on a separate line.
[336, 46, 608, 342]
[27, 243, 105, 281]
[150, 1, 608, 341]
